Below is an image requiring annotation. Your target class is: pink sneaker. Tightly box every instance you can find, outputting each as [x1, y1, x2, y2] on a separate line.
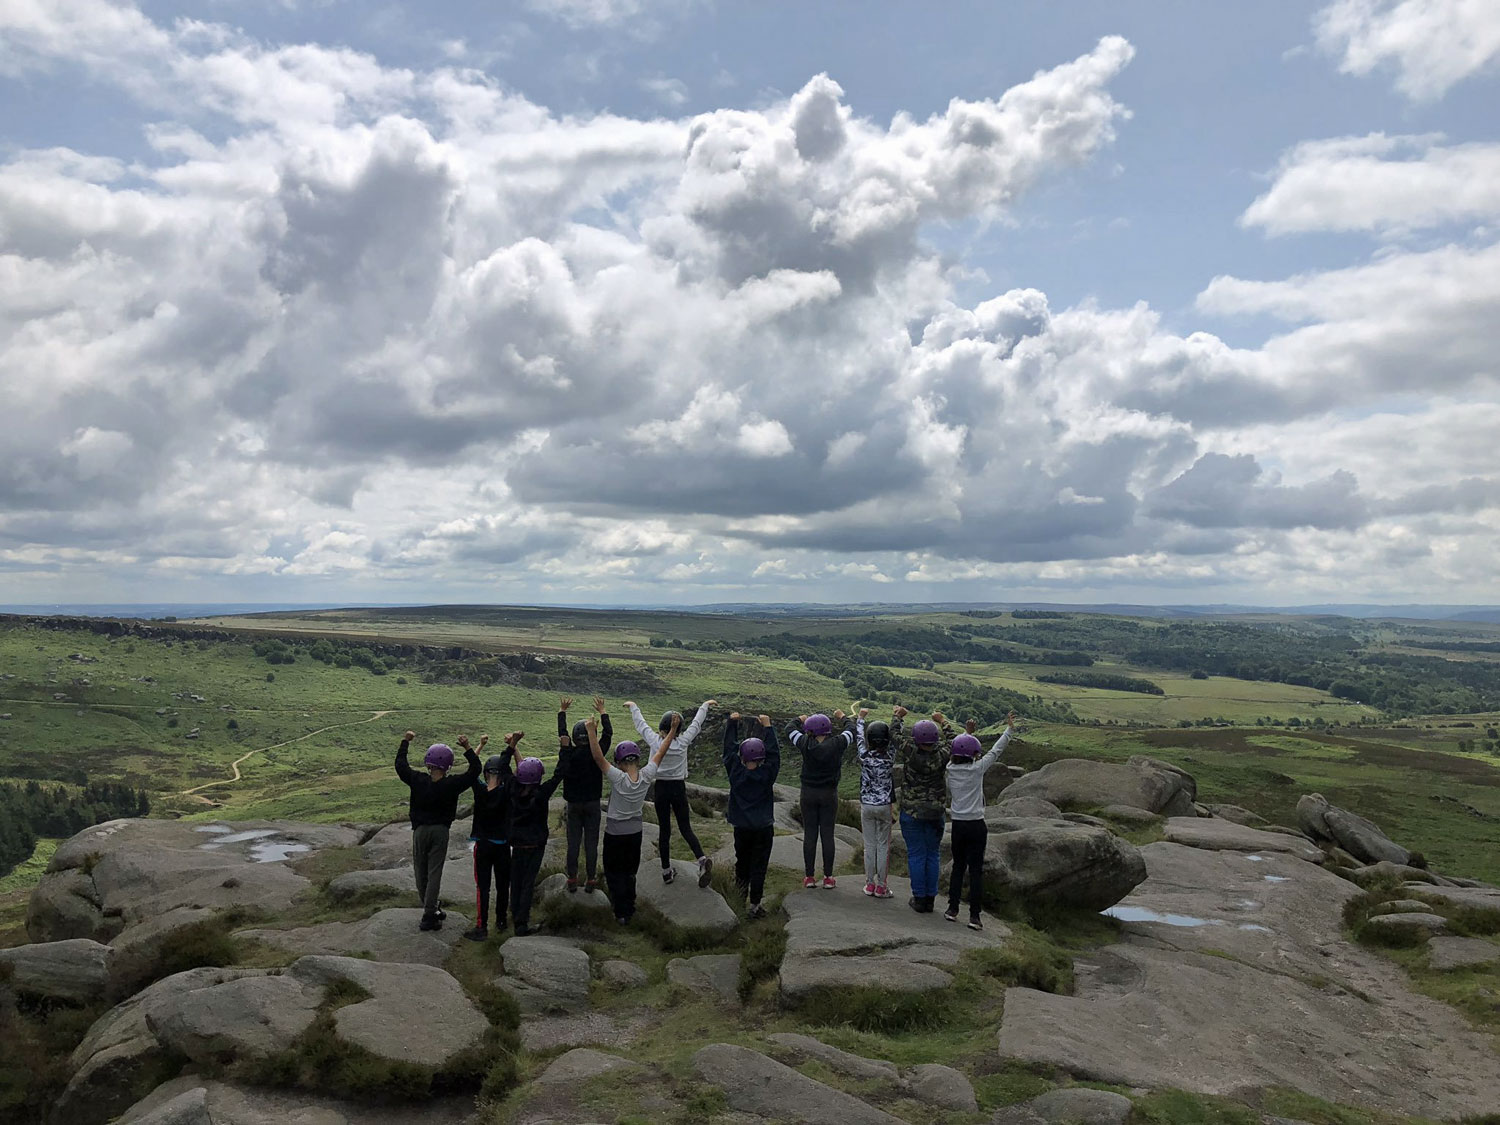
[873, 884, 894, 899]
[863, 882, 876, 897]
[803, 876, 817, 889]
[822, 876, 837, 889]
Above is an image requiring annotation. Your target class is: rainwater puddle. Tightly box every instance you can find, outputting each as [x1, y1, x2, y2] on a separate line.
[197, 843, 224, 850]
[1104, 905, 1275, 934]
[210, 830, 277, 845]
[1240, 924, 1272, 933]
[249, 842, 310, 863]
[194, 825, 231, 834]
[1264, 875, 1290, 883]
[1245, 855, 1265, 862]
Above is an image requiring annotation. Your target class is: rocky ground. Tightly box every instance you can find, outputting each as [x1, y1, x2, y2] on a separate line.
[3, 762, 1498, 1124]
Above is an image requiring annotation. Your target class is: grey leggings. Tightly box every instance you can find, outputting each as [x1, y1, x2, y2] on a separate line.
[800, 786, 838, 878]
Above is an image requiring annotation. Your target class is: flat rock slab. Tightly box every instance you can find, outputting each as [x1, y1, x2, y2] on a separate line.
[498, 935, 591, 1012]
[0, 937, 114, 1003]
[999, 841, 1500, 1119]
[519, 1009, 652, 1053]
[667, 953, 742, 1005]
[117, 1074, 476, 1124]
[235, 908, 466, 967]
[1370, 899, 1434, 915]
[599, 959, 648, 988]
[765, 831, 860, 875]
[1164, 817, 1324, 863]
[779, 876, 1008, 999]
[537, 1047, 641, 1086]
[767, 1032, 900, 1083]
[108, 907, 220, 998]
[693, 1043, 905, 1125]
[636, 871, 738, 934]
[1361, 912, 1447, 937]
[1028, 1087, 1133, 1124]
[1401, 882, 1500, 913]
[326, 866, 417, 901]
[538, 872, 614, 914]
[145, 971, 322, 1065]
[29, 818, 361, 943]
[1428, 937, 1500, 971]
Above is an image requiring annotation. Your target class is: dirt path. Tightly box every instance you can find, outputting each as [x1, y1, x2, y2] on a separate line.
[179, 709, 395, 800]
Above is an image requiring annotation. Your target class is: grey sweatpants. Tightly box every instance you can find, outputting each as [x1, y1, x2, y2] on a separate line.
[860, 803, 892, 886]
[412, 823, 450, 916]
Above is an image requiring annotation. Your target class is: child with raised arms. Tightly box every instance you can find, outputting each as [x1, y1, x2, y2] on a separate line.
[501, 732, 562, 937]
[787, 710, 854, 889]
[463, 734, 508, 941]
[557, 696, 611, 893]
[394, 730, 481, 932]
[944, 712, 1016, 930]
[626, 699, 715, 888]
[587, 715, 677, 925]
[855, 707, 900, 900]
[722, 711, 780, 919]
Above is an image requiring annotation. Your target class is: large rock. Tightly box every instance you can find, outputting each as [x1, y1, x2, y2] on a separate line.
[0, 937, 113, 1003]
[537, 872, 615, 918]
[1399, 881, 1500, 914]
[998, 841, 1500, 1119]
[1027, 1088, 1133, 1124]
[497, 935, 591, 1012]
[1295, 794, 1413, 867]
[116, 1074, 476, 1125]
[1361, 912, 1447, 939]
[994, 796, 1066, 820]
[326, 866, 417, 902]
[1427, 937, 1500, 971]
[1163, 817, 1325, 863]
[667, 953, 742, 1005]
[637, 870, 738, 934]
[779, 876, 1008, 999]
[907, 1062, 978, 1111]
[107, 907, 222, 999]
[766, 831, 859, 875]
[56, 966, 262, 1125]
[1001, 756, 1197, 817]
[28, 819, 361, 943]
[693, 1043, 905, 1125]
[235, 908, 466, 967]
[145, 971, 323, 1064]
[977, 819, 1147, 912]
[287, 955, 488, 1071]
[536, 1047, 640, 1086]
[1206, 804, 1267, 827]
[767, 1032, 900, 1083]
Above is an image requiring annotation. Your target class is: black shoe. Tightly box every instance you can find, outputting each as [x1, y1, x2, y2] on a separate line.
[615, 914, 629, 925]
[462, 926, 488, 942]
[908, 897, 922, 913]
[968, 917, 983, 931]
[418, 914, 440, 932]
[435, 907, 447, 921]
[515, 923, 537, 937]
[662, 866, 675, 884]
[496, 917, 508, 931]
[943, 909, 958, 923]
[697, 856, 713, 888]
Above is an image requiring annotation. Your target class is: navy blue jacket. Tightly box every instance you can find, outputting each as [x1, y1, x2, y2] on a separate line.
[787, 724, 853, 790]
[722, 719, 781, 829]
[395, 740, 480, 828]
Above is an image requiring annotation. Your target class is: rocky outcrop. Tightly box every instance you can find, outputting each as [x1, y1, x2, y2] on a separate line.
[1001, 756, 1197, 817]
[998, 841, 1500, 1119]
[115, 1075, 476, 1124]
[636, 870, 738, 934]
[28, 819, 362, 943]
[1295, 794, 1414, 867]
[234, 908, 467, 967]
[1163, 817, 1325, 863]
[535, 1047, 640, 1086]
[666, 953, 741, 1005]
[779, 877, 1007, 998]
[497, 935, 591, 1012]
[1427, 937, 1500, 971]
[693, 1043, 905, 1125]
[106, 907, 221, 1000]
[977, 818, 1148, 911]
[0, 937, 113, 1003]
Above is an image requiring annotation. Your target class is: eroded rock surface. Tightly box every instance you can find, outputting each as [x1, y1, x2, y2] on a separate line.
[0, 937, 113, 1003]
[235, 907, 466, 966]
[1002, 756, 1197, 817]
[693, 1043, 905, 1125]
[1296, 794, 1413, 867]
[1163, 817, 1324, 863]
[116, 1074, 475, 1124]
[978, 817, 1148, 911]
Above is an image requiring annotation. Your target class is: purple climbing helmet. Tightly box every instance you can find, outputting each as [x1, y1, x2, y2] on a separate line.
[911, 719, 941, 746]
[515, 757, 545, 785]
[614, 741, 642, 763]
[424, 743, 454, 770]
[738, 737, 766, 763]
[950, 733, 982, 760]
[804, 713, 833, 737]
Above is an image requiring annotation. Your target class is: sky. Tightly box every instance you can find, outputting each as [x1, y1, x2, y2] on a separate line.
[1, 0, 1498, 608]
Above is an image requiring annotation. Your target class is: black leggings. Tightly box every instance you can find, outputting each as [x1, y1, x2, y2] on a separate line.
[734, 825, 775, 905]
[509, 845, 544, 931]
[654, 779, 704, 868]
[603, 830, 643, 920]
[800, 786, 838, 878]
[472, 839, 511, 929]
[948, 819, 989, 920]
[566, 800, 601, 880]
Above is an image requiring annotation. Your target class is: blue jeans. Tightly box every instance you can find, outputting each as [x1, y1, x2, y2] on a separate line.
[900, 812, 944, 897]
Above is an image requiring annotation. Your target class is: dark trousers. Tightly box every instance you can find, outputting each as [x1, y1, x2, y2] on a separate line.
[948, 819, 989, 920]
[603, 830, 643, 920]
[472, 839, 511, 929]
[654, 779, 704, 867]
[566, 800, 601, 880]
[733, 825, 775, 905]
[509, 844, 545, 931]
[800, 786, 838, 878]
[411, 823, 449, 916]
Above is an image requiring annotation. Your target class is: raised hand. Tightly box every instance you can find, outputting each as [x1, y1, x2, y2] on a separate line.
[704, 699, 717, 708]
[585, 717, 597, 734]
[758, 714, 771, 728]
[404, 729, 416, 742]
[858, 708, 870, 719]
[729, 712, 741, 721]
[593, 696, 606, 714]
[505, 731, 524, 749]
[1007, 710, 1018, 727]
[456, 735, 471, 749]
[964, 719, 977, 734]
[892, 706, 908, 720]
[559, 696, 573, 712]
[797, 714, 808, 724]
[931, 711, 946, 725]
[624, 701, 636, 710]
[479, 734, 490, 747]
[833, 709, 846, 721]
[669, 714, 682, 733]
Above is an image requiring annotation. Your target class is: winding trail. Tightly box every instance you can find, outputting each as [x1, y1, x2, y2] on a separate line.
[179, 709, 395, 801]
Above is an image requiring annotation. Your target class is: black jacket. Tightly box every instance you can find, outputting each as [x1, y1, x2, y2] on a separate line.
[502, 747, 564, 848]
[722, 718, 781, 829]
[469, 775, 511, 843]
[557, 711, 611, 803]
[787, 724, 854, 790]
[395, 740, 480, 828]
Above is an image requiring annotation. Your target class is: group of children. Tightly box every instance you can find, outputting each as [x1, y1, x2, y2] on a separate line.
[392, 697, 1016, 939]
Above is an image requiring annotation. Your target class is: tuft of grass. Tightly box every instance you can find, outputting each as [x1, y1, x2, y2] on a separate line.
[1447, 905, 1500, 938]
[630, 901, 728, 954]
[793, 983, 952, 1033]
[967, 928, 1074, 994]
[0, 995, 118, 1120]
[970, 1060, 1058, 1107]
[1130, 1088, 1260, 1124]
[737, 914, 787, 999]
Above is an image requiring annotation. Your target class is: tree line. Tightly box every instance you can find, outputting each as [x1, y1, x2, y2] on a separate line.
[0, 781, 150, 879]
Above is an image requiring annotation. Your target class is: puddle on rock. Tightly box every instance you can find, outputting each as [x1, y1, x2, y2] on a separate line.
[1264, 875, 1290, 883]
[1245, 855, 1266, 862]
[210, 829, 278, 845]
[1105, 905, 1277, 934]
[249, 842, 310, 863]
[194, 825, 232, 834]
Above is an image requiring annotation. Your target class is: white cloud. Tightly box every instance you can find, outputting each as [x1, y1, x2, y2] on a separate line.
[641, 75, 689, 107]
[1242, 134, 1500, 235]
[1314, 0, 1500, 99]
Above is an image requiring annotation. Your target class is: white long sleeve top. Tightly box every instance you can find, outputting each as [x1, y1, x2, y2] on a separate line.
[628, 701, 709, 781]
[945, 727, 1013, 821]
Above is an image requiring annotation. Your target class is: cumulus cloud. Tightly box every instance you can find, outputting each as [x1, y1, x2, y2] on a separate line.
[1314, 0, 1500, 100]
[1, 2, 1497, 604]
[1242, 134, 1500, 236]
